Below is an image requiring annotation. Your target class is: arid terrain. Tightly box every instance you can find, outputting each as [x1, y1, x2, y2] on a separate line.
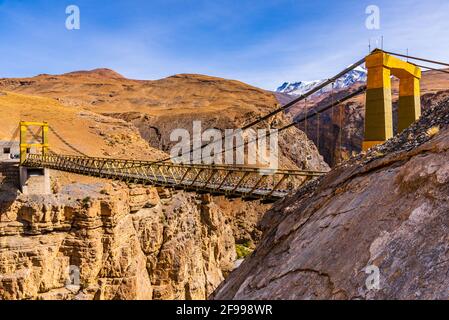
[0, 70, 327, 170]
[1, 0, 447, 303]
[0, 70, 327, 300]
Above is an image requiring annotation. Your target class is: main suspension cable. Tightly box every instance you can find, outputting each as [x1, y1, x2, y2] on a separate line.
[293, 86, 366, 125]
[121, 84, 367, 169]
[414, 63, 449, 75]
[383, 50, 449, 68]
[48, 126, 88, 157]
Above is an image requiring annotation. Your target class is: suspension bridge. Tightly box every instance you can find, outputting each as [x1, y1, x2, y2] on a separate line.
[10, 49, 449, 202]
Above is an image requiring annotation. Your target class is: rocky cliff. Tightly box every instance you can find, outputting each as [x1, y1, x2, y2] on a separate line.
[212, 96, 449, 300]
[0, 182, 236, 300]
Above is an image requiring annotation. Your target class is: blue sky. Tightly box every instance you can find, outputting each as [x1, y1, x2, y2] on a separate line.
[0, 0, 448, 89]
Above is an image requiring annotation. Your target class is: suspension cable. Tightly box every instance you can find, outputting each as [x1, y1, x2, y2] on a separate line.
[26, 127, 42, 144]
[48, 126, 88, 157]
[331, 83, 335, 162]
[304, 97, 308, 136]
[383, 50, 449, 68]
[316, 111, 320, 150]
[23, 84, 366, 168]
[413, 63, 449, 75]
[339, 103, 343, 164]
[331, 83, 335, 118]
[269, 86, 367, 133]
[293, 86, 366, 125]
[7, 126, 19, 144]
[125, 85, 367, 168]
[197, 85, 367, 164]
[240, 57, 366, 129]
[32, 59, 367, 168]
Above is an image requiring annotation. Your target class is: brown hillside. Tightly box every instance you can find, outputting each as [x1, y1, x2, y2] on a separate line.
[0, 70, 329, 301]
[0, 70, 328, 171]
[0, 71, 277, 116]
[0, 92, 164, 160]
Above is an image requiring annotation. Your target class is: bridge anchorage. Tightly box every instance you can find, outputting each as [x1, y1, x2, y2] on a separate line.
[16, 50, 447, 200]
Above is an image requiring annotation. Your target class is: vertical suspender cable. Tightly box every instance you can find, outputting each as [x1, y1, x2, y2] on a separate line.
[317, 112, 320, 151]
[339, 103, 343, 164]
[304, 98, 308, 136]
[152, 57, 367, 164]
[331, 83, 335, 164]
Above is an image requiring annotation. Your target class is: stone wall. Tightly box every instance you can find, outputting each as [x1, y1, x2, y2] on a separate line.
[0, 162, 19, 188]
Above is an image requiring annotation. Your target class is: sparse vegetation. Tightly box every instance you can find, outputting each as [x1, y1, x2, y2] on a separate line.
[236, 244, 253, 259]
[81, 196, 91, 208]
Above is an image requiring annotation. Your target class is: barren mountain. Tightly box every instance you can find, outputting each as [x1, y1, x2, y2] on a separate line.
[0, 91, 165, 160]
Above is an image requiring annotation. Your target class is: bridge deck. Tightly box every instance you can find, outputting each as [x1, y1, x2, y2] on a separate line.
[23, 154, 327, 202]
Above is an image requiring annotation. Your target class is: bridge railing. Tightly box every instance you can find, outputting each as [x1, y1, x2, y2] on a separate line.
[23, 153, 327, 201]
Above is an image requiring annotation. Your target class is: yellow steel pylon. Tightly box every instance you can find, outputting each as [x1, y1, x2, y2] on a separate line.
[19, 121, 49, 165]
[363, 50, 421, 151]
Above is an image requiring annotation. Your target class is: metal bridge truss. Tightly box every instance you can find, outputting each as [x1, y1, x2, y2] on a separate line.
[23, 154, 326, 202]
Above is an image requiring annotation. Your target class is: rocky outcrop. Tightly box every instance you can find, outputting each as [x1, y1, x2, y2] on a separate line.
[213, 197, 271, 247]
[0, 183, 235, 300]
[212, 97, 449, 300]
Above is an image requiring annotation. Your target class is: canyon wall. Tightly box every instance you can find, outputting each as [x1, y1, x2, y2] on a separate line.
[0, 183, 236, 300]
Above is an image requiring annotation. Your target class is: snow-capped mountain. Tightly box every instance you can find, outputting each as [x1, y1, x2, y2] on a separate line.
[276, 66, 367, 97]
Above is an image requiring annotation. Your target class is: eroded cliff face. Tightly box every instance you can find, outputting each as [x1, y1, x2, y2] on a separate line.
[212, 97, 449, 300]
[0, 183, 235, 300]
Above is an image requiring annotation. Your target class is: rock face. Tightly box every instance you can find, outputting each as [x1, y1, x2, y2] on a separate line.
[0, 183, 235, 300]
[107, 111, 328, 171]
[212, 97, 449, 300]
[213, 197, 271, 247]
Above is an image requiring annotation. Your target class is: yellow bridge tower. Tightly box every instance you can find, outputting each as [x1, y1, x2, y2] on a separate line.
[363, 50, 421, 150]
[19, 121, 51, 195]
[19, 121, 49, 165]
